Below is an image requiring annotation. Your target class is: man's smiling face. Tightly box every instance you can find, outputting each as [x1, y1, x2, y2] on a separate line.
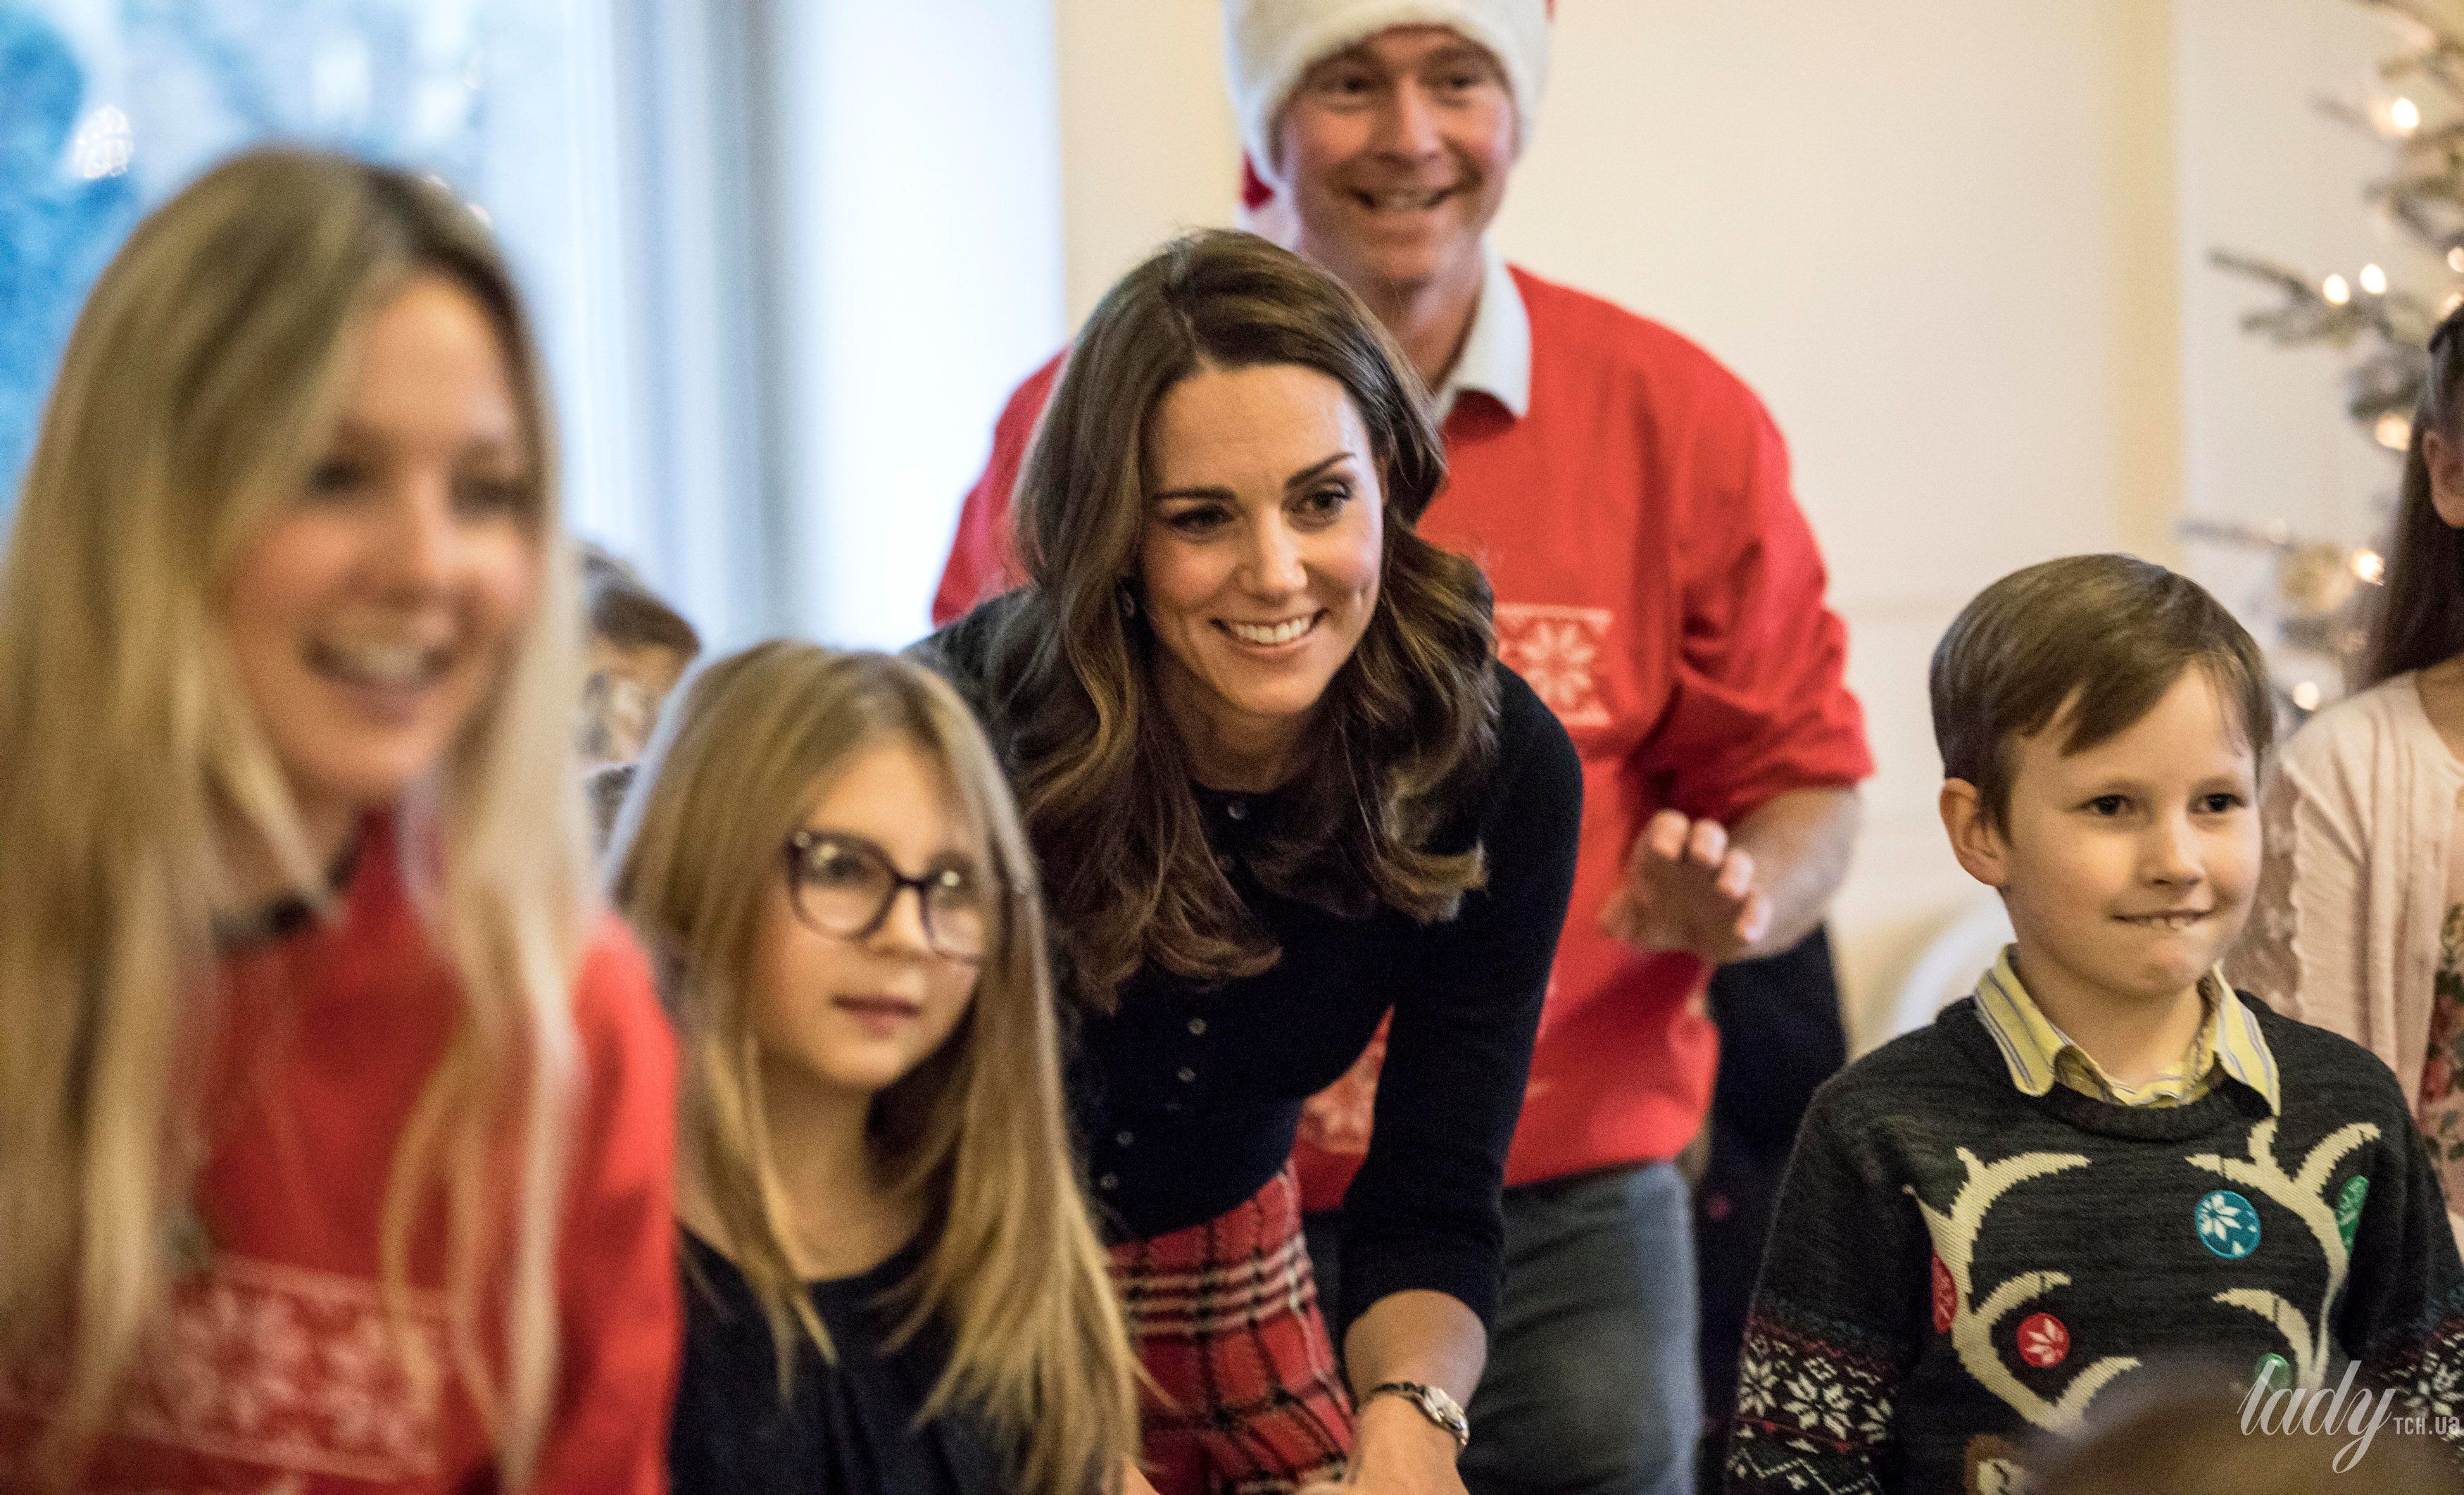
[1275, 25, 1515, 301]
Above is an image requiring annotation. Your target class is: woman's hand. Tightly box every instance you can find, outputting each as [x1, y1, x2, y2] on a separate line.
[1309, 1291, 1483, 1495]
[1297, 1392, 1467, 1495]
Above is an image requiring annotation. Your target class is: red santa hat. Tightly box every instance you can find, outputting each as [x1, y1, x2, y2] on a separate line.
[1225, 0, 1554, 207]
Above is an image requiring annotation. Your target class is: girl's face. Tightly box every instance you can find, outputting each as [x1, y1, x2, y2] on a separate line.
[1136, 361, 1384, 780]
[220, 275, 541, 850]
[752, 738, 986, 1102]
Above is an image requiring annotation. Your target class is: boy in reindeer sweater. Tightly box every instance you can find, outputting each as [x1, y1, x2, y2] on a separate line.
[1726, 555, 2464, 1493]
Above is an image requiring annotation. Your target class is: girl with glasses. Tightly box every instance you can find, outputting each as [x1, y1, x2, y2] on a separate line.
[0, 149, 679, 1490]
[611, 643, 1147, 1495]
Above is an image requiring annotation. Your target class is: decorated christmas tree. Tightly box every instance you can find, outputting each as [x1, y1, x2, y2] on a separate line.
[2201, 0, 2464, 715]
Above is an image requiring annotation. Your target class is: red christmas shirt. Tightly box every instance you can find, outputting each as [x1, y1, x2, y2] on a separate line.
[1, 814, 681, 1492]
[935, 266, 1872, 1193]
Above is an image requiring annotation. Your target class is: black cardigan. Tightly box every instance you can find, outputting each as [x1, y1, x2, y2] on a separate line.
[919, 598, 1582, 1337]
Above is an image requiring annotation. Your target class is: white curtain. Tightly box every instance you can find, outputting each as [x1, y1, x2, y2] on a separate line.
[593, 0, 1067, 651]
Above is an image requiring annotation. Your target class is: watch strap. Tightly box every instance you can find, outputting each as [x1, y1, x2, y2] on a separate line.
[1362, 1380, 1470, 1451]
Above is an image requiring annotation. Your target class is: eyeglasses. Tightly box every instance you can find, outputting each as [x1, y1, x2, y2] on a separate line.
[781, 830, 992, 963]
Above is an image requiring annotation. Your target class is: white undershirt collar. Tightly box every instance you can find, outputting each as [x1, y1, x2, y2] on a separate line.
[1433, 244, 1532, 422]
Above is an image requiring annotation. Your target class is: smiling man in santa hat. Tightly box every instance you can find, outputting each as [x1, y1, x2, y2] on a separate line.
[936, 4, 1873, 1491]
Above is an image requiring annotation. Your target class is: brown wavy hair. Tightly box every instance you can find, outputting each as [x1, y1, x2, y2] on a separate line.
[2365, 306, 2464, 687]
[974, 229, 1498, 1006]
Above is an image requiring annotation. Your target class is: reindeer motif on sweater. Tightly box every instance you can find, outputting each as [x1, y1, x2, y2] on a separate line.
[1724, 997, 2464, 1495]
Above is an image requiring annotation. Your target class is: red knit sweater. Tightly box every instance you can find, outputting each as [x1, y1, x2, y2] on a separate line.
[0, 815, 680, 1491]
[936, 267, 1872, 1190]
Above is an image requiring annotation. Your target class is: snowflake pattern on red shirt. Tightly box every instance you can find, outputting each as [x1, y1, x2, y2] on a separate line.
[1, 1254, 449, 1484]
[1493, 603, 1612, 729]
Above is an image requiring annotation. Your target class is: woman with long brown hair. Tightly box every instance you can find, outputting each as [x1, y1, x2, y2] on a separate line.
[0, 149, 679, 1491]
[613, 643, 1145, 1495]
[922, 229, 1582, 1495]
[2233, 300, 2464, 1246]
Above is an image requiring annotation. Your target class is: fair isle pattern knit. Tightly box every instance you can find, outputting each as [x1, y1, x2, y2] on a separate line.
[1726, 995, 2464, 1494]
[0, 1256, 451, 1481]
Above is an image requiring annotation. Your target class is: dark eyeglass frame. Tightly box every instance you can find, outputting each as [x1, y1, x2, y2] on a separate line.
[781, 828, 993, 963]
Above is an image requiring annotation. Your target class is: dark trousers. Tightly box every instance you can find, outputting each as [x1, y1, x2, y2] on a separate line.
[1693, 926, 1847, 1492]
[1306, 1162, 1699, 1495]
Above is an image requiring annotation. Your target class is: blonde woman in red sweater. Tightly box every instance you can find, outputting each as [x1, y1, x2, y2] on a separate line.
[0, 149, 679, 1491]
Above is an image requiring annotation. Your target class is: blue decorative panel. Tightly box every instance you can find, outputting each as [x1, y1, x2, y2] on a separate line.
[0, 0, 588, 516]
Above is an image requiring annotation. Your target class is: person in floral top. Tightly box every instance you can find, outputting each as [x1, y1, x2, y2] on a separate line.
[2231, 303, 2464, 1249]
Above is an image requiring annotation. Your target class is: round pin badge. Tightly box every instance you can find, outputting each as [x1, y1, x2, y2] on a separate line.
[2336, 1176, 2370, 1251]
[2196, 1189, 2262, 1259]
[2016, 1312, 2070, 1368]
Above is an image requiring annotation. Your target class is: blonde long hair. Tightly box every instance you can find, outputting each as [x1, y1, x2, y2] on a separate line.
[613, 644, 1140, 1495]
[0, 149, 588, 1487]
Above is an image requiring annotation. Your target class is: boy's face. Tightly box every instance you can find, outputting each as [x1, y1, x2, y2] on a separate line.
[1943, 667, 2260, 1017]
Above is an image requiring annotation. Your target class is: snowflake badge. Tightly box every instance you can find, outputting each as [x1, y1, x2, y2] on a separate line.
[2336, 1175, 2369, 1251]
[2016, 1311, 2070, 1368]
[2196, 1188, 2263, 1260]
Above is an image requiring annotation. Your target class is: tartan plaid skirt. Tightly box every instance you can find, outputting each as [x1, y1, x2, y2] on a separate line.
[1110, 1168, 1355, 1495]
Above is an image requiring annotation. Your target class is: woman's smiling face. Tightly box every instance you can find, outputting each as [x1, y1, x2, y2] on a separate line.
[1136, 361, 1384, 787]
[219, 275, 541, 849]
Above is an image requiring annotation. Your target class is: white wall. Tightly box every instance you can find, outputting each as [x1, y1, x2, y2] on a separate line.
[1053, 0, 1243, 323]
[769, 0, 1069, 649]
[1048, 0, 2186, 1046]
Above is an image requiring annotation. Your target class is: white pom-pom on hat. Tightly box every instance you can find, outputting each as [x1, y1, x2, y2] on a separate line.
[1224, 0, 1554, 193]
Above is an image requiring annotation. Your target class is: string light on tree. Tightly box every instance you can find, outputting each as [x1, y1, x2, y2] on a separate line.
[2194, 0, 2464, 717]
[2212, 0, 2464, 438]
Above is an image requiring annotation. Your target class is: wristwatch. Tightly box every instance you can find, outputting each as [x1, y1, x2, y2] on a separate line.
[1364, 1380, 1470, 1452]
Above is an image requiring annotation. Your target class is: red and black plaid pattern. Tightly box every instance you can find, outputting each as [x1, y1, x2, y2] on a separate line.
[1112, 1168, 1354, 1495]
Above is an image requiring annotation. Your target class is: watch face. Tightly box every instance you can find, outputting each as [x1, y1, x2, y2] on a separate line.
[1374, 1382, 1469, 1448]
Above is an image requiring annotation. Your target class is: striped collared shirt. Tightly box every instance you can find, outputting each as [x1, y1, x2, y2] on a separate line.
[1970, 948, 2280, 1113]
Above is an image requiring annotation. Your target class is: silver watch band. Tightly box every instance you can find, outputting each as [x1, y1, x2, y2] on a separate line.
[1363, 1380, 1470, 1451]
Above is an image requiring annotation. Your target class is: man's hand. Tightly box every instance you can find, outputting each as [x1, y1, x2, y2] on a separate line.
[1599, 808, 1772, 964]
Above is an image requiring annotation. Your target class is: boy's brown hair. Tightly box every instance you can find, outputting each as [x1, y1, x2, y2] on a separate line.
[1930, 554, 2273, 830]
[581, 544, 701, 656]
